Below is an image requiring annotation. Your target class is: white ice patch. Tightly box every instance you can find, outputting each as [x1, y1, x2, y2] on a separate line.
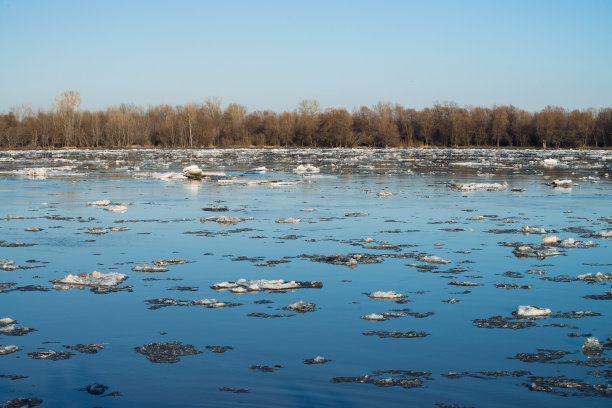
[132, 264, 169, 273]
[105, 205, 128, 213]
[275, 218, 301, 224]
[211, 278, 321, 292]
[377, 191, 393, 198]
[294, 164, 320, 174]
[86, 200, 111, 206]
[191, 299, 227, 308]
[551, 179, 572, 188]
[56, 271, 128, 287]
[368, 291, 404, 299]
[516, 305, 552, 318]
[450, 182, 508, 191]
[542, 235, 560, 245]
[0, 345, 20, 355]
[361, 313, 387, 321]
[421, 255, 451, 265]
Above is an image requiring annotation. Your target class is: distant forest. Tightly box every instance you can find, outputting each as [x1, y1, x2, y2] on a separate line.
[1, 91, 611, 149]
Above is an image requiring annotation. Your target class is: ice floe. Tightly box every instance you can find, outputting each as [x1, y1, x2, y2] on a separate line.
[86, 200, 111, 206]
[53, 271, 128, 289]
[361, 313, 387, 321]
[0, 318, 35, 336]
[516, 305, 552, 318]
[294, 164, 320, 174]
[549, 179, 572, 188]
[367, 291, 404, 299]
[0, 345, 20, 355]
[285, 301, 316, 313]
[582, 337, 604, 359]
[275, 217, 301, 224]
[135, 341, 201, 363]
[449, 182, 508, 191]
[132, 264, 169, 273]
[211, 279, 323, 292]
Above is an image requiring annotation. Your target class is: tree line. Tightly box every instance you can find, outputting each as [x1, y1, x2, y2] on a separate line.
[1, 91, 611, 149]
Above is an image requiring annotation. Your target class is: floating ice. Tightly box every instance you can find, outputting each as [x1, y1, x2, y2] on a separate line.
[542, 158, 558, 167]
[275, 217, 301, 224]
[135, 341, 201, 363]
[513, 245, 564, 259]
[182, 165, 203, 179]
[542, 235, 560, 245]
[367, 291, 404, 299]
[518, 226, 553, 234]
[516, 305, 552, 318]
[0, 318, 35, 336]
[550, 179, 572, 188]
[577, 272, 612, 282]
[28, 350, 74, 360]
[86, 200, 111, 206]
[377, 191, 393, 198]
[294, 164, 320, 174]
[557, 238, 598, 249]
[420, 255, 451, 265]
[0, 345, 20, 355]
[54, 271, 128, 288]
[582, 337, 603, 359]
[361, 313, 387, 321]
[132, 264, 169, 273]
[200, 216, 250, 225]
[191, 299, 229, 308]
[211, 279, 323, 292]
[105, 205, 127, 213]
[87, 227, 108, 235]
[1, 259, 16, 271]
[252, 166, 267, 173]
[153, 259, 188, 266]
[449, 182, 508, 191]
[304, 356, 330, 364]
[285, 301, 316, 313]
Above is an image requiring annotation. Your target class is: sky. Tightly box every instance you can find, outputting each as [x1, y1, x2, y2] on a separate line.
[1, 0, 611, 113]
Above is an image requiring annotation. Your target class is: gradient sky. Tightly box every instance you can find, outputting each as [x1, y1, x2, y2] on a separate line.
[1, 0, 611, 113]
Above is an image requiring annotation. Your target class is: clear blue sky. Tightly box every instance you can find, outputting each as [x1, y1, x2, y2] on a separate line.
[1, 0, 611, 113]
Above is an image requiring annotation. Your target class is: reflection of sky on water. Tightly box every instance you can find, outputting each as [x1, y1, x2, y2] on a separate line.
[0, 149, 610, 407]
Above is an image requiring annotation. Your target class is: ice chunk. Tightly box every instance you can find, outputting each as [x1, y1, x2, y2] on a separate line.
[518, 225, 553, 234]
[54, 271, 128, 288]
[252, 166, 267, 173]
[516, 305, 552, 318]
[577, 272, 612, 282]
[183, 165, 203, 179]
[0, 345, 20, 355]
[550, 179, 572, 188]
[450, 182, 508, 191]
[591, 230, 612, 238]
[304, 356, 330, 364]
[361, 313, 387, 321]
[377, 191, 393, 198]
[582, 337, 603, 359]
[285, 301, 316, 313]
[557, 238, 598, 249]
[191, 299, 227, 308]
[104, 205, 127, 213]
[542, 158, 558, 167]
[421, 255, 451, 265]
[294, 164, 320, 174]
[86, 200, 111, 206]
[87, 227, 108, 235]
[211, 279, 322, 292]
[367, 291, 404, 299]
[542, 235, 560, 245]
[200, 216, 250, 225]
[132, 264, 168, 273]
[275, 217, 301, 224]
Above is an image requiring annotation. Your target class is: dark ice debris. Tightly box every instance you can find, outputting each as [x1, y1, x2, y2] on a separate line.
[449, 281, 481, 287]
[206, 346, 233, 353]
[90, 285, 133, 294]
[473, 316, 536, 329]
[153, 259, 189, 266]
[135, 341, 201, 363]
[168, 286, 199, 292]
[202, 206, 229, 212]
[284, 301, 316, 313]
[435, 403, 476, 408]
[254, 300, 273, 304]
[78, 383, 109, 395]
[443, 370, 531, 379]
[0, 241, 37, 247]
[303, 253, 384, 267]
[495, 283, 532, 290]
[219, 387, 249, 393]
[551, 311, 602, 319]
[568, 332, 592, 338]
[362, 331, 430, 338]
[589, 369, 612, 379]
[145, 298, 241, 310]
[28, 350, 75, 360]
[256, 259, 291, 267]
[0, 374, 28, 380]
[232, 256, 265, 263]
[0, 319, 36, 336]
[583, 291, 612, 300]
[502, 271, 523, 278]
[511, 349, 574, 363]
[247, 312, 294, 318]
[64, 344, 104, 354]
[0, 398, 43, 407]
[540, 274, 573, 282]
[526, 376, 612, 397]
[331, 370, 432, 389]
[249, 365, 281, 372]
[304, 356, 331, 364]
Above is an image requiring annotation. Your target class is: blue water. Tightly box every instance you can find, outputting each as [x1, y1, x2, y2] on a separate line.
[0, 148, 610, 407]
